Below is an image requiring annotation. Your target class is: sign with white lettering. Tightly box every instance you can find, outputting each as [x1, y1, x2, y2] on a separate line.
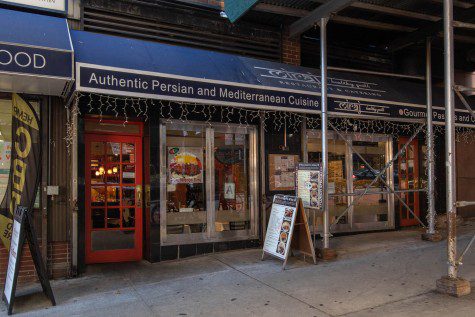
[0, 43, 72, 79]
[0, 0, 66, 14]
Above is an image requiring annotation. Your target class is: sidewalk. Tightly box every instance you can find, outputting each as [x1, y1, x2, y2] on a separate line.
[3, 221, 475, 317]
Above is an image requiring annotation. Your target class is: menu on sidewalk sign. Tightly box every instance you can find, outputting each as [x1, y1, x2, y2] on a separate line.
[262, 195, 316, 269]
[3, 206, 26, 306]
[3, 206, 56, 315]
[263, 195, 298, 260]
[296, 163, 323, 209]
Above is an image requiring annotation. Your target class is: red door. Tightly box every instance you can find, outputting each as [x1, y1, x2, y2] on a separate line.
[85, 133, 143, 263]
[398, 138, 420, 227]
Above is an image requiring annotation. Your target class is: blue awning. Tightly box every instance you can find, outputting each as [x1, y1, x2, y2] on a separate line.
[72, 30, 473, 126]
[0, 8, 73, 96]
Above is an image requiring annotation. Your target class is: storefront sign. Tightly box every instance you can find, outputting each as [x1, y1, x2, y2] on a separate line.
[0, 43, 72, 79]
[168, 147, 203, 184]
[224, 0, 259, 23]
[296, 163, 323, 209]
[0, 0, 66, 14]
[77, 64, 321, 113]
[0, 94, 41, 250]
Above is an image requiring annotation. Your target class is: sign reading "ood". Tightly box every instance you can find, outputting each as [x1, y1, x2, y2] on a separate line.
[0, 43, 72, 79]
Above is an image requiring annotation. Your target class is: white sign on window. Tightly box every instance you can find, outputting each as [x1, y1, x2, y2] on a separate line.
[1, 0, 66, 12]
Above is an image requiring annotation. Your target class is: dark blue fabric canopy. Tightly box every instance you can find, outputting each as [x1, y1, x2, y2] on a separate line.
[72, 30, 472, 126]
[0, 8, 72, 51]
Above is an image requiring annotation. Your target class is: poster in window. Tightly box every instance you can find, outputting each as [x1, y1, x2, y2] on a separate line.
[168, 147, 203, 184]
[269, 154, 299, 191]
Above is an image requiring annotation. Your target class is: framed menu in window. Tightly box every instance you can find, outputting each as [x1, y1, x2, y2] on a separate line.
[268, 154, 299, 191]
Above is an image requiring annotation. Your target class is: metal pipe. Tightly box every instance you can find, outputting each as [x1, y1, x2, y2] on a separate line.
[71, 96, 79, 274]
[321, 17, 330, 249]
[455, 89, 475, 122]
[329, 188, 427, 197]
[444, 0, 458, 279]
[458, 233, 475, 263]
[426, 38, 437, 235]
[453, 20, 475, 30]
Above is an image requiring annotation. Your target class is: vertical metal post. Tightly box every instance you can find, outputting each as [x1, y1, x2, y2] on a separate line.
[321, 17, 330, 250]
[426, 38, 437, 236]
[70, 97, 79, 275]
[444, 0, 457, 279]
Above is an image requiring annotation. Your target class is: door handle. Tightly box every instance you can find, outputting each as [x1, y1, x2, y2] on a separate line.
[136, 185, 143, 208]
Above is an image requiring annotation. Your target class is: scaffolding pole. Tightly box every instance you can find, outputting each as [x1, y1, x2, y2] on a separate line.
[423, 37, 441, 241]
[321, 17, 330, 249]
[436, 0, 471, 296]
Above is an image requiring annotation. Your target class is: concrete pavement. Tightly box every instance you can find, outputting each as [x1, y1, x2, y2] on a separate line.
[2, 222, 475, 317]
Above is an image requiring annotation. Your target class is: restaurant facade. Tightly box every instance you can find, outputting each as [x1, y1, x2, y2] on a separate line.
[0, 0, 475, 282]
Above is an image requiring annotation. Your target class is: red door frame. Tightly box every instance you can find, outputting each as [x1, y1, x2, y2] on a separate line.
[85, 120, 143, 264]
[398, 137, 420, 227]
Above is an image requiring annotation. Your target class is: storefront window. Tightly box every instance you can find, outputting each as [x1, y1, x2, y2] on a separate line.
[0, 97, 12, 202]
[214, 132, 250, 232]
[160, 121, 258, 244]
[165, 127, 207, 235]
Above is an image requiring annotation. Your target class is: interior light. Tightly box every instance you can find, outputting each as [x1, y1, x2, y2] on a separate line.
[112, 167, 118, 173]
[99, 167, 105, 173]
[95, 171, 100, 176]
[107, 169, 112, 175]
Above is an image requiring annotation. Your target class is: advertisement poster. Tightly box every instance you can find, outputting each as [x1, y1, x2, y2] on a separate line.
[263, 195, 298, 260]
[269, 154, 299, 191]
[168, 147, 203, 184]
[0, 142, 11, 201]
[296, 163, 323, 209]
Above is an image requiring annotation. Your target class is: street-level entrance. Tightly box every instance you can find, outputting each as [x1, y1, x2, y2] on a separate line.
[398, 137, 420, 227]
[85, 122, 143, 263]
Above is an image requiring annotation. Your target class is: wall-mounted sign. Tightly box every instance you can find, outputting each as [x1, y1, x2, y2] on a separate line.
[0, 0, 66, 14]
[168, 147, 204, 184]
[0, 43, 72, 79]
[268, 154, 299, 191]
[224, 0, 259, 23]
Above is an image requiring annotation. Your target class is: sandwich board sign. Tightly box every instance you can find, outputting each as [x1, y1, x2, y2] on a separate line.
[262, 195, 316, 269]
[3, 206, 55, 315]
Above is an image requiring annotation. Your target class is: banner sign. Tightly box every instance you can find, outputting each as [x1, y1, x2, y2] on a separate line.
[0, 94, 41, 250]
[0, 43, 72, 79]
[0, 0, 66, 14]
[224, 0, 259, 23]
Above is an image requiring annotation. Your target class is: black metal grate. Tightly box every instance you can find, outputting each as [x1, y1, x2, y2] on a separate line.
[82, 0, 282, 61]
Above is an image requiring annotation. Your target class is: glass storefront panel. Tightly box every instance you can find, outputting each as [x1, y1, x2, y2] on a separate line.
[214, 132, 250, 232]
[165, 127, 207, 235]
[352, 140, 389, 223]
[307, 132, 349, 225]
[307, 130, 393, 231]
[160, 121, 258, 244]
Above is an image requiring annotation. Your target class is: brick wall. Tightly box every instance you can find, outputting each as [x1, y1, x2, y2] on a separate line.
[0, 241, 70, 287]
[282, 27, 301, 66]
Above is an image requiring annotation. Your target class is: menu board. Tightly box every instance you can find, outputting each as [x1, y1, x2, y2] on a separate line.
[4, 206, 26, 307]
[296, 163, 323, 209]
[269, 154, 299, 191]
[263, 195, 298, 260]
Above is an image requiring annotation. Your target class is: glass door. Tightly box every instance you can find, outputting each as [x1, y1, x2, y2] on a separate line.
[85, 134, 143, 263]
[398, 137, 420, 227]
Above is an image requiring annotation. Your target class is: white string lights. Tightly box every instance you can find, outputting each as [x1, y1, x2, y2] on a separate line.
[64, 92, 475, 154]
